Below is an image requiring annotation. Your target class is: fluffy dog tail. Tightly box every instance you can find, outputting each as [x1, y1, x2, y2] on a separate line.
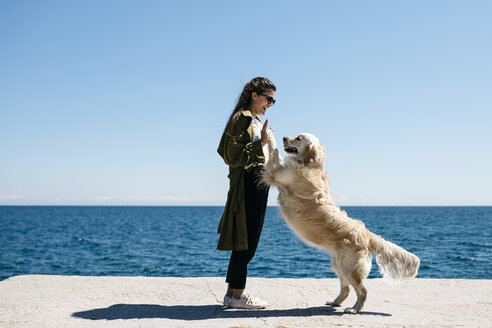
[368, 232, 420, 281]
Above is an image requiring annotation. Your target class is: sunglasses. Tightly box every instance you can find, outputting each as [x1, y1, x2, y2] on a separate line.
[257, 93, 276, 105]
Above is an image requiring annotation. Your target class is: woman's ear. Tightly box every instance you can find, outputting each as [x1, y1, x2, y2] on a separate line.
[251, 91, 257, 102]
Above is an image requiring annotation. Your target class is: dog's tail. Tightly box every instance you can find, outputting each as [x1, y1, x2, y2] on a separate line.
[368, 232, 420, 281]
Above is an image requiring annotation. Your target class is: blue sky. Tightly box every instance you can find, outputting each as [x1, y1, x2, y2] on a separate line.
[1, 0, 491, 206]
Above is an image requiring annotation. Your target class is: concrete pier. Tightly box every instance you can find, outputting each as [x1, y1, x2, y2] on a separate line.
[1, 275, 490, 327]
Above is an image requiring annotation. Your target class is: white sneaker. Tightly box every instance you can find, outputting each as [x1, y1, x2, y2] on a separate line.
[229, 292, 268, 309]
[223, 295, 232, 307]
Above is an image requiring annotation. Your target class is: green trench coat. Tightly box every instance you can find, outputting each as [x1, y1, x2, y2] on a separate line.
[216, 110, 265, 251]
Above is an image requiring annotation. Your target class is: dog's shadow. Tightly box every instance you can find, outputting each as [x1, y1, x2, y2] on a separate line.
[72, 303, 391, 320]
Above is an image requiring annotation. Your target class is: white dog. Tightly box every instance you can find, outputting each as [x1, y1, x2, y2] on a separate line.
[262, 131, 420, 314]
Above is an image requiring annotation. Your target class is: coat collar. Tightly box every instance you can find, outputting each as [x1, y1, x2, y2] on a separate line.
[240, 109, 262, 142]
[240, 109, 263, 124]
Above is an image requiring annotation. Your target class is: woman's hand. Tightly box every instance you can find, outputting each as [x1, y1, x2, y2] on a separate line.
[261, 119, 273, 147]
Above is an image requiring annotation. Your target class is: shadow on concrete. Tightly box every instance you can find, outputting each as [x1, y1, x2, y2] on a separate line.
[72, 304, 391, 320]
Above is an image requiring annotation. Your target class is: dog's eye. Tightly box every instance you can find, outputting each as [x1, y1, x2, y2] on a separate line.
[296, 136, 302, 141]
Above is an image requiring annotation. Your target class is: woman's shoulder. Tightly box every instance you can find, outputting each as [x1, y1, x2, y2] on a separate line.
[237, 109, 253, 125]
[228, 110, 252, 130]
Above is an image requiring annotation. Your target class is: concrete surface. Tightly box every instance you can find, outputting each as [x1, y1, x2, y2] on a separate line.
[1, 275, 491, 327]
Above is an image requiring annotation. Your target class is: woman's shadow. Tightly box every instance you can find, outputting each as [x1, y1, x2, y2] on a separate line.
[72, 304, 391, 320]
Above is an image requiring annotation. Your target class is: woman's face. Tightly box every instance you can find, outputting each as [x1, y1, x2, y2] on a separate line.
[251, 89, 276, 116]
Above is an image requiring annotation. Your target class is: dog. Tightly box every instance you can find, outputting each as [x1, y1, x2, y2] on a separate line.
[262, 131, 420, 314]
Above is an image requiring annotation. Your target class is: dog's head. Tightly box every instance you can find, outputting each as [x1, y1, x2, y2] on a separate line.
[283, 133, 326, 167]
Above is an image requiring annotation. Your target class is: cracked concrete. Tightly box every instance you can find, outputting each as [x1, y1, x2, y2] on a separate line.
[203, 277, 221, 305]
[1, 275, 491, 327]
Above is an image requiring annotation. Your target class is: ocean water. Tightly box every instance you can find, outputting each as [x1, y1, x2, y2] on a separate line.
[0, 206, 491, 281]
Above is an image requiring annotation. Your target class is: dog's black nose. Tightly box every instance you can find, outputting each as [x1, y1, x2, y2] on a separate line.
[283, 137, 287, 141]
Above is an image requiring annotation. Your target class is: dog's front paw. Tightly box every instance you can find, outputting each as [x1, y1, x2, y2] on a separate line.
[267, 129, 277, 148]
[271, 149, 281, 165]
[344, 307, 358, 314]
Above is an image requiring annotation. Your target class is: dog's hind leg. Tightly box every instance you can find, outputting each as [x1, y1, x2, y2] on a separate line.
[344, 271, 368, 314]
[326, 273, 350, 307]
[326, 258, 350, 307]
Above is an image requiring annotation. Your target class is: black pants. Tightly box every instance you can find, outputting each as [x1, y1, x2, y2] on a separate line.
[226, 168, 269, 289]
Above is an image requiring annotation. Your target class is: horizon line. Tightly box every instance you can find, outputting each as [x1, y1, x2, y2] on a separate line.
[1, 204, 491, 207]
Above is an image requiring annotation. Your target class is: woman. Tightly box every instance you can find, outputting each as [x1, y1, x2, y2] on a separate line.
[217, 77, 276, 309]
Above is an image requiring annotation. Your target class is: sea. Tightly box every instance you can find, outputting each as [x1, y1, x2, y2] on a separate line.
[0, 206, 491, 281]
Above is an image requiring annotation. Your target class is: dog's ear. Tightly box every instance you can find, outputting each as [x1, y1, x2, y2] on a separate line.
[303, 144, 325, 167]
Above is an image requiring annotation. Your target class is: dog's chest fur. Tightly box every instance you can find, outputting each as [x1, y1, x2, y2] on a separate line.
[276, 181, 370, 254]
[277, 191, 336, 250]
